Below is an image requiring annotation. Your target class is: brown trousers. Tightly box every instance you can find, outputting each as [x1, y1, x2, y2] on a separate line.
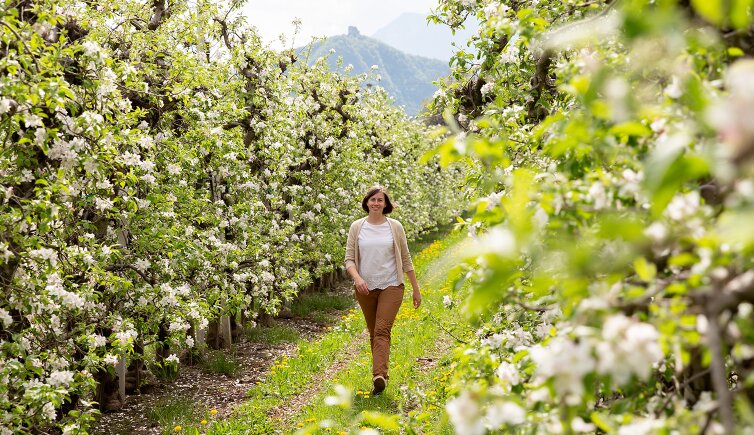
[355, 284, 404, 379]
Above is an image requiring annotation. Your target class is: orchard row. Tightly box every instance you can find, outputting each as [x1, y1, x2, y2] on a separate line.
[419, 0, 754, 433]
[0, 1, 464, 432]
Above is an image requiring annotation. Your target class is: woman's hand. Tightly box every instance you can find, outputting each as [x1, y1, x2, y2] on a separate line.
[413, 288, 422, 308]
[354, 277, 369, 295]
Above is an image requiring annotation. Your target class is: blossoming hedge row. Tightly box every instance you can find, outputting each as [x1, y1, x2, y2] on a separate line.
[425, 0, 754, 433]
[0, 1, 463, 432]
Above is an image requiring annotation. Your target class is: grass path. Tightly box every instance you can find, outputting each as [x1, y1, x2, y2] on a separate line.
[288, 235, 464, 433]
[206, 227, 467, 434]
[268, 330, 368, 425]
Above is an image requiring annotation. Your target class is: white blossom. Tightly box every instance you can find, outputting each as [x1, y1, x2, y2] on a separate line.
[482, 333, 504, 349]
[134, 258, 151, 273]
[484, 401, 525, 427]
[89, 334, 107, 348]
[495, 361, 521, 386]
[588, 182, 607, 209]
[323, 384, 352, 408]
[644, 222, 668, 243]
[530, 337, 595, 398]
[121, 151, 142, 166]
[103, 354, 119, 366]
[81, 40, 102, 57]
[443, 295, 453, 308]
[446, 391, 484, 435]
[24, 113, 43, 128]
[0, 98, 14, 114]
[617, 416, 663, 435]
[167, 163, 181, 175]
[29, 248, 58, 266]
[42, 402, 57, 421]
[597, 314, 663, 384]
[0, 308, 11, 327]
[115, 329, 137, 344]
[665, 192, 699, 221]
[48, 370, 74, 387]
[168, 321, 189, 333]
[480, 82, 494, 95]
[571, 417, 596, 433]
[95, 179, 112, 190]
[663, 75, 683, 99]
[94, 197, 113, 212]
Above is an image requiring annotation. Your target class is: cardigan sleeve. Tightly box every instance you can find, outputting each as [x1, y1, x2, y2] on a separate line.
[344, 221, 358, 271]
[396, 221, 414, 273]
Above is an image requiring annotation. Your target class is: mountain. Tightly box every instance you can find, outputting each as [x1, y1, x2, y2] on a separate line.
[299, 27, 448, 116]
[371, 12, 478, 62]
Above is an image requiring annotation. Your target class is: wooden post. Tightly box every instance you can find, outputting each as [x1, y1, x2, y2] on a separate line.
[195, 325, 207, 350]
[116, 356, 126, 404]
[220, 315, 232, 348]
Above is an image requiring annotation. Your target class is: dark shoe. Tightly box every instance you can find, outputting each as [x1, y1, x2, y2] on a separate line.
[372, 376, 386, 396]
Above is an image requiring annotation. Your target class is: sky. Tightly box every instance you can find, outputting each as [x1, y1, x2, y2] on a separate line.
[240, 0, 439, 49]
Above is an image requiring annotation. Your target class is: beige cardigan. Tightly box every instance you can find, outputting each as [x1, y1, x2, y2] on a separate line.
[344, 217, 414, 284]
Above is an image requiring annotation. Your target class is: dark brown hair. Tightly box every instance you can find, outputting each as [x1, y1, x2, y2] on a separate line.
[361, 186, 393, 214]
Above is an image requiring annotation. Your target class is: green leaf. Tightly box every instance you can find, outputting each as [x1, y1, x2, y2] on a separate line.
[668, 252, 697, 267]
[609, 121, 652, 139]
[591, 411, 615, 432]
[597, 214, 645, 242]
[731, 0, 754, 29]
[682, 73, 708, 112]
[634, 257, 657, 282]
[464, 262, 520, 320]
[736, 397, 754, 425]
[512, 349, 529, 363]
[728, 47, 745, 57]
[645, 151, 710, 218]
[718, 210, 754, 248]
[691, 0, 724, 25]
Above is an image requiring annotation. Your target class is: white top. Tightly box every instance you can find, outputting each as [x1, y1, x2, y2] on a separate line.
[358, 221, 400, 290]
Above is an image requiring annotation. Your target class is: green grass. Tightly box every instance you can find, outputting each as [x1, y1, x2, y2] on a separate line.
[290, 292, 355, 318]
[245, 323, 301, 344]
[210, 226, 466, 434]
[409, 222, 456, 255]
[200, 350, 239, 377]
[147, 396, 205, 433]
[289, 231, 468, 433]
[310, 311, 337, 324]
[208, 319, 362, 434]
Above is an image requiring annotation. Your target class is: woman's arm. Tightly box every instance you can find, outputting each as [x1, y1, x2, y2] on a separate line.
[395, 223, 421, 308]
[347, 265, 369, 295]
[406, 269, 421, 308]
[345, 223, 368, 295]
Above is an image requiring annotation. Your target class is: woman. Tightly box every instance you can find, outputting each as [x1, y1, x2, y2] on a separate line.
[344, 185, 421, 396]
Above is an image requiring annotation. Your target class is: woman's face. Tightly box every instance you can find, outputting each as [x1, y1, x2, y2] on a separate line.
[367, 191, 386, 214]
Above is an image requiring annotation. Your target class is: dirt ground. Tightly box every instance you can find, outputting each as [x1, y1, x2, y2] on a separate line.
[91, 283, 355, 435]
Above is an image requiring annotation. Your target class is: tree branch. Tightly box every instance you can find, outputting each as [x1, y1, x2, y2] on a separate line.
[426, 311, 469, 344]
[147, 0, 169, 31]
[213, 17, 233, 51]
[704, 304, 734, 433]
[106, 263, 155, 286]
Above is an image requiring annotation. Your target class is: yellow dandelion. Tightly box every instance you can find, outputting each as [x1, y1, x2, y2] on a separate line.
[210, 409, 218, 416]
[201, 419, 208, 425]
[174, 425, 182, 432]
